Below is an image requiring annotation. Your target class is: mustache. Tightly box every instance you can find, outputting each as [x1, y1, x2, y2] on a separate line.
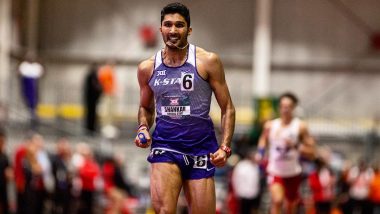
[166, 41, 189, 49]
[165, 33, 189, 49]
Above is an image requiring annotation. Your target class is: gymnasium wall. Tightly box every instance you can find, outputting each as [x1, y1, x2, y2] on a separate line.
[9, 0, 380, 126]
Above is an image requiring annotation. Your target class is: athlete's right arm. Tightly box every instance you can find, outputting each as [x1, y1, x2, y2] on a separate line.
[135, 58, 155, 148]
[256, 121, 271, 161]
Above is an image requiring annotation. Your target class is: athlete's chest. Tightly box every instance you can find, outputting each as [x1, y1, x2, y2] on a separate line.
[150, 65, 197, 94]
[270, 121, 300, 144]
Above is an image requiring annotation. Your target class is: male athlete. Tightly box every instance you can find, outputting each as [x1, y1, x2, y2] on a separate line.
[256, 92, 316, 214]
[135, 2, 235, 214]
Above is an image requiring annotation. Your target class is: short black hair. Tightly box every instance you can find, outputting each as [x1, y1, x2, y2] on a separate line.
[279, 92, 298, 106]
[161, 2, 190, 27]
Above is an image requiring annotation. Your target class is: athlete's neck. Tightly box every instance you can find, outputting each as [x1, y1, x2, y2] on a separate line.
[163, 44, 188, 67]
[281, 116, 293, 125]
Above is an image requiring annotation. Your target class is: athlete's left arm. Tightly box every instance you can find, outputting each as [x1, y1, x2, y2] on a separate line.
[299, 121, 316, 160]
[206, 53, 236, 167]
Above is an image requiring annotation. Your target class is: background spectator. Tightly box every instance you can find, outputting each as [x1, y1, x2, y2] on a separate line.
[83, 63, 102, 136]
[18, 53, 44, 129]
[232, 149, 261, 214]
[0, 128, 12, 214]
[50, 138, 73, 214]
[308, 158, 336, 214]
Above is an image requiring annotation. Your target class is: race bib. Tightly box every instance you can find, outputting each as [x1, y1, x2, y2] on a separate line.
[161, 95, 191, 119]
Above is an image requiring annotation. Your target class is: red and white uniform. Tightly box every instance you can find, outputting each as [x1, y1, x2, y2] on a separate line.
[267, 118, 302, 177]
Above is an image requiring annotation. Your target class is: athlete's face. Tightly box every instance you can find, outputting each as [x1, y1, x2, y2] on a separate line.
[160, 13, 192, 49]
[279, 97, 295, 118]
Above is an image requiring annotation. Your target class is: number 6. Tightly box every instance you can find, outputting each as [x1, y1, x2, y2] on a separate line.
[181, 73, 194, 91]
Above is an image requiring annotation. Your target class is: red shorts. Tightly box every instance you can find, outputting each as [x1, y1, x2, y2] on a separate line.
[268, 174, 302, 201]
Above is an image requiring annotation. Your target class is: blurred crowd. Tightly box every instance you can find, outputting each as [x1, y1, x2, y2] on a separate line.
[0, 128, 137, 214]
[1, 128, 380, 214]
[225, 136, 380, 214]
[0, 120, 379, 214]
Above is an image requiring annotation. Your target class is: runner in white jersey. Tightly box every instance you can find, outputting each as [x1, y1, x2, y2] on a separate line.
[256, 92, 316, 214]
[267, 117, 302, 177]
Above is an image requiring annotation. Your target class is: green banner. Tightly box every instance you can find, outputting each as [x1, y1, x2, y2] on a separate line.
[249, 96, 279, 145]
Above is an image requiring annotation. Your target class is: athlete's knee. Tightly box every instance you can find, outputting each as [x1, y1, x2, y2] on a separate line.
[285, 198, 300, 210]
[270, 185, 284, 204]
[270, 201, 283, 214]
[153, 205, 176, 214]
[151, 199, 176, 214]
[272, 198, 283, 208]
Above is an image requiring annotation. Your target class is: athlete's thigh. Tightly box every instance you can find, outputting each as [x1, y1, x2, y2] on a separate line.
[268, 176, 285, 204]
[183, 177, 216, 214]
[150, 162, 183, 213]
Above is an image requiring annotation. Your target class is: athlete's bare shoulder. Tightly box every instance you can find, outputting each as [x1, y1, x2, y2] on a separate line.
[137, 56, 155, 82]
[263, 120, 273, 130]
[298, 120, 309, 133]
[258, 119, 273, 143]
[195, 47, 223, 80]
[138, 56, 154, 73]
[196, 47, 220, 65]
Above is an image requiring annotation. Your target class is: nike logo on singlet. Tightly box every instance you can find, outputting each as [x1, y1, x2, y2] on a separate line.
[206, 167, 215, 171]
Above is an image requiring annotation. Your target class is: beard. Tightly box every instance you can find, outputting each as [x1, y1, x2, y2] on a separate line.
[166, 41, 189, 50]
[164, 32, 189, 50]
